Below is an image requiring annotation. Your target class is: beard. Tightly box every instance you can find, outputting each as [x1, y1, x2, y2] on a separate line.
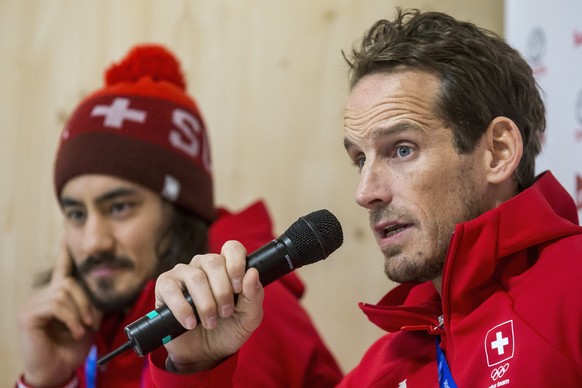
[382, 242, 445, 284]
[374, 165, 488, 284]
[75, 253, 142, 312]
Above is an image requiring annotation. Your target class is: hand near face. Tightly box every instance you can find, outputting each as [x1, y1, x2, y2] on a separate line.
[18, 242, 102, 386]
[154, 240, 264, 373]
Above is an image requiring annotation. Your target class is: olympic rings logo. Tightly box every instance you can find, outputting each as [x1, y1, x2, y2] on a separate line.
[490, 363, 510, 380]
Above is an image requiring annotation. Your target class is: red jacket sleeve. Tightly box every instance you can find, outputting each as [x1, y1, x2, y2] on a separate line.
[145, 348, 238, 388]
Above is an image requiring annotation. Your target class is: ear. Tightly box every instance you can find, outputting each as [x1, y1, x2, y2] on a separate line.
[484, 116, 523, 185]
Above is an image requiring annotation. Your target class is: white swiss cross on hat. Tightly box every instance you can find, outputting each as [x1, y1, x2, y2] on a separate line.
[484, 320, 515, 367]
[91, 97, 147, 129]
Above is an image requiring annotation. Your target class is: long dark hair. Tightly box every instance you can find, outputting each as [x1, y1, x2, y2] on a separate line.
[154, 203, 209, 275]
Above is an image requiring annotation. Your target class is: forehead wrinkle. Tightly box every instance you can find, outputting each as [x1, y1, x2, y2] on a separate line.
[345, 89, 435, 121]
[344, 98, 436, 142]
[369, 123, 424, 140]
[343, 122, 425, 153]
[344, 103, 388, 134]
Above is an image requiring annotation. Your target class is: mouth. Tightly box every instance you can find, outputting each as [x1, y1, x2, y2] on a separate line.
[87, 263, 127, 278]
[383, 224, 409, 237]
[79, 255, 134, 278]
[374, 222, 412, 242]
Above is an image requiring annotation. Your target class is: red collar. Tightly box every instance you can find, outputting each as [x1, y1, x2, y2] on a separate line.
[359, 172, 581, 334]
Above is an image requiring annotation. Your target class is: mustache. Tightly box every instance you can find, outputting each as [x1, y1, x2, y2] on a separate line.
[369, 206, 415, 227]
[78, 253, 135, 274]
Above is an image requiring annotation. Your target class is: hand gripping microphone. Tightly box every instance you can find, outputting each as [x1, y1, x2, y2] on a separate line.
[97, 209, 343, 365]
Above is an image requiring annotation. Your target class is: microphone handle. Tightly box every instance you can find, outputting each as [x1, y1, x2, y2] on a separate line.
[124, 235, 300, 356]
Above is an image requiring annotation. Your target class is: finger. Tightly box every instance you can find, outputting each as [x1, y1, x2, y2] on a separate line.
[26, 283, 89, 340]
[197, 252, 240, 320]
[236, 268, 264, 331]
[50, 242, 97, 328]
[221, 240, 248, 294]
[55, 279, 101, 337]
[185, 255, 230, 328]
[50, 292, 89, 339]
[155, 264, 201, 331]
[60, 277, 99, 329]
[51, 241, 74, 282]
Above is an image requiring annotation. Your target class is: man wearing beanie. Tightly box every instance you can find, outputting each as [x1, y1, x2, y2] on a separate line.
[17, 44, 342, 387]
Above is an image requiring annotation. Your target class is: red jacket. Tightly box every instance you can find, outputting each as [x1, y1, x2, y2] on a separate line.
[341, 172, 582, 387]
[147, 201, 342, 387]
[20, 201, 342, 388]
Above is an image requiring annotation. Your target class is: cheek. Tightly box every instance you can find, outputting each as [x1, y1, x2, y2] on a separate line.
[116, 222, 161, 269]
[405, 164, 468, 222]
[126, 236, 155, 258]
[63, 228, 84, 263]
[427, 164, 483, 226]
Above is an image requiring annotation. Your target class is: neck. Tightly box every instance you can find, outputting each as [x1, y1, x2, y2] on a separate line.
[432, 275, 442, 296]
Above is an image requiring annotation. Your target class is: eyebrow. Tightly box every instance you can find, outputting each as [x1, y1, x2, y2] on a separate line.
[343, 122, 423, 151]
[60, 187, 139, 208]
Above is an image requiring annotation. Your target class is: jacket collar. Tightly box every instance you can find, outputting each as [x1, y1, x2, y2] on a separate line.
[442, 171, 581, 316]
[360, 171, 581, 333]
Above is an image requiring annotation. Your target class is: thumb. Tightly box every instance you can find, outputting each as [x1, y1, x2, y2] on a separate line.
[236, 268, 264, 328]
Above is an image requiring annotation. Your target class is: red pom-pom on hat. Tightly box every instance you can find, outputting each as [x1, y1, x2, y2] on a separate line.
[105, 44, 186, 90]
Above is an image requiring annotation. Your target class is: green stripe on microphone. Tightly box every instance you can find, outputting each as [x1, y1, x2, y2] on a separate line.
[147, 310, 159, 319]
[162, 335, 172, 344]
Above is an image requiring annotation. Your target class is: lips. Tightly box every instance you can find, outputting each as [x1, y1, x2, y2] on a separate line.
[89, 263, 125, 277]
[383, 224, 409, 237]
[374, 221, 411, 241]
[79, 254, 134, 276]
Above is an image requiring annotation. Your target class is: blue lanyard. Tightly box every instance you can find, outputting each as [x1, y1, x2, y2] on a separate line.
[436, 337, 458, 388]
[85, 344, 149, 388]
[85, 345, 98, 388]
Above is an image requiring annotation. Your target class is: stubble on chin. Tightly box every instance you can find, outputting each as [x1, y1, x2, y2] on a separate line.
[382, 247, 445, 284]
[80, 276, 142, 313]
[379, 159, 487, 284]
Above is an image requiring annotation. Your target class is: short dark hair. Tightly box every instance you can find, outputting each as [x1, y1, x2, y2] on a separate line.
[344, 8, 545, 191]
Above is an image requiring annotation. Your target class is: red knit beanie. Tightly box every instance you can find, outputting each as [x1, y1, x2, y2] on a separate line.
[54, 44, 215, 223]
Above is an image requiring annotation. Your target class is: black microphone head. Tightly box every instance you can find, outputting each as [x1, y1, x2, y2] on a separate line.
[283, 209, 343, 265]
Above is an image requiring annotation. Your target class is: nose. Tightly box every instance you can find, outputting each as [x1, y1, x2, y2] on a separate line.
[81, 213, 114, 256]
[355, 161, 392, 209]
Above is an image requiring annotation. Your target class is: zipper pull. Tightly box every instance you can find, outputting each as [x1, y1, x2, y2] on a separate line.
[401, 315, 445, 335]
[430, 315, 445, 335]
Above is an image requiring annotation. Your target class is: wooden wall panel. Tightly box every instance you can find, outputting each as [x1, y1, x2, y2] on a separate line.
[0, 0, 502, 384]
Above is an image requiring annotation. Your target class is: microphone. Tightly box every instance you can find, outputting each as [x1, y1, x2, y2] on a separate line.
[97, 209, 343, 365]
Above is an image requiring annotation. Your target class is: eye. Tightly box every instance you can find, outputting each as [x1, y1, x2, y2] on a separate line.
[64, 208, 86, 224]
[110, 202, 133, 216]
[395, 145, 414, 158]
[352, 154, 366, 171]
